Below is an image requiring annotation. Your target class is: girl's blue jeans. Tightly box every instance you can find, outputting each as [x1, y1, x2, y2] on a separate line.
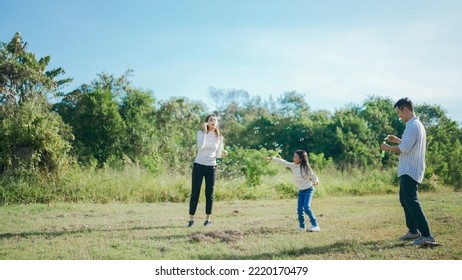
[297, 187, 317, 228]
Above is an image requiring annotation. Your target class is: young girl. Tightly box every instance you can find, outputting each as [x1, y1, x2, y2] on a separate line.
[188, 114, 227, 227]
[265, 150, 320, 232]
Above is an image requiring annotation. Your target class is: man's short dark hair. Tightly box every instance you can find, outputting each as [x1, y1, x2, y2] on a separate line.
[394, 97, 414, 112]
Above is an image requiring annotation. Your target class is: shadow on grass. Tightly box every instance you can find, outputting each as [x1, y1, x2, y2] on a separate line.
[1, 226, 409, 260]
[0, 224, 185, 240]
[196, 239, 407, 260]
[186, 227, 408, 260]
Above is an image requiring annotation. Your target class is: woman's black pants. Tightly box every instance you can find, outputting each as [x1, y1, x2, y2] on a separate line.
[189, 163, 216, 215]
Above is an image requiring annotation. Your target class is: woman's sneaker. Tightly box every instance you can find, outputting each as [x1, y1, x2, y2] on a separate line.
[187, 221, 194, 227]
[204, 220, 212, 227]
[308, 226, 321, 232]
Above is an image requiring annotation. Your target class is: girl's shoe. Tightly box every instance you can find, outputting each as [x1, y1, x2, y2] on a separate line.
[308, 226, 321, 232]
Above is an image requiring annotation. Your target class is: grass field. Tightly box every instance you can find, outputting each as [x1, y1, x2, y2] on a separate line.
[1, 190, 461, 260]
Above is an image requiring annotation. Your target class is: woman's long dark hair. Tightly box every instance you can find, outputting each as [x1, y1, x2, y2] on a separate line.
[295, 150, 313, 178]
[205, 114, 221, 137]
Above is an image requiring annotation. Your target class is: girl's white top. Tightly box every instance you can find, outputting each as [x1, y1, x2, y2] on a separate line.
[194, 130, 224, 166]
[271, 157, 319, 190]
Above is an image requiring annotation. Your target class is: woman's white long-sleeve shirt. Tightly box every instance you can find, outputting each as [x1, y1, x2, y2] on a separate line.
[270, 157, 319, 190]
[194, 130, 224, 166]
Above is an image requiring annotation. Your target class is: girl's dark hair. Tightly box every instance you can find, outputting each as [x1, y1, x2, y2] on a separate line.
[295, 150, 313, 177]
[205, 114, 221, 137]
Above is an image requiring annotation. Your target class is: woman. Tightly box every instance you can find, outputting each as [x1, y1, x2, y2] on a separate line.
[188, 114, 227, 227]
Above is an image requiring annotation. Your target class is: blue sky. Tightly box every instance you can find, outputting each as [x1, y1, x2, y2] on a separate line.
[2, 0, 461, 122]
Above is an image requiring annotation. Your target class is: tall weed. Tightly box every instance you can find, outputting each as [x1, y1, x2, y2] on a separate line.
[0, 164, 448, 205]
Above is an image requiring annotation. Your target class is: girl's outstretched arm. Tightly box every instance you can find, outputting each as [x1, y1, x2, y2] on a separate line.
[265, 156, 294, 168]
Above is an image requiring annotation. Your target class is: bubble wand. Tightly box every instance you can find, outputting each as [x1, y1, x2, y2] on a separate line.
[381, 136, 388, 158]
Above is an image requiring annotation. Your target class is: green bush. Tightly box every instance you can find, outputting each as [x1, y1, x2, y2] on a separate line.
[309, 152, 334, 170]
[0, 97, 73, 176]
[275, 183, 297, 198]
[221, 146, 279, 188]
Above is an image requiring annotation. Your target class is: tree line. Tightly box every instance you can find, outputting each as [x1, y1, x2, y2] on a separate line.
[1, 33, 461, 190]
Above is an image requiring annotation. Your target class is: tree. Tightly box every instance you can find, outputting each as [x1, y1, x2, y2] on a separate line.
[416, 104, 462, 190]
[0, 32, 71, 105]
[72, 89, 126, 165]
[0, 32, 72, 175]
[360, 96, 403, 141]
[156, 97, 206, 172]
[54, 71, 135, 165]
[359, 96, 404, 165]
[277, 91, 310, 120]
[119, 89, 157, 160]
[118, 88, 165, 173]
[308, 109, 334, 156]
[329, 106, 379, 169]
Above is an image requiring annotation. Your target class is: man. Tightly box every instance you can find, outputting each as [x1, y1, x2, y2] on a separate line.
[381, 97, 435, 245]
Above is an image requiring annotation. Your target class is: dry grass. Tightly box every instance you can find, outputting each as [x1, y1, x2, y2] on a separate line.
[0, 191, 461, 260]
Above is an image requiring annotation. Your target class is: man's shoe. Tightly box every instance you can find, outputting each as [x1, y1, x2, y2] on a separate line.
[399, 231, 421, 241]
[412, 236, 435, 246]
[187, 220, 194, 227]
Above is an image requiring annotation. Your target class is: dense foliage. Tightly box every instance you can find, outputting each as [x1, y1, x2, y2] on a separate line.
[0, 33, 72, 177]
[1, 33, 461, 201]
